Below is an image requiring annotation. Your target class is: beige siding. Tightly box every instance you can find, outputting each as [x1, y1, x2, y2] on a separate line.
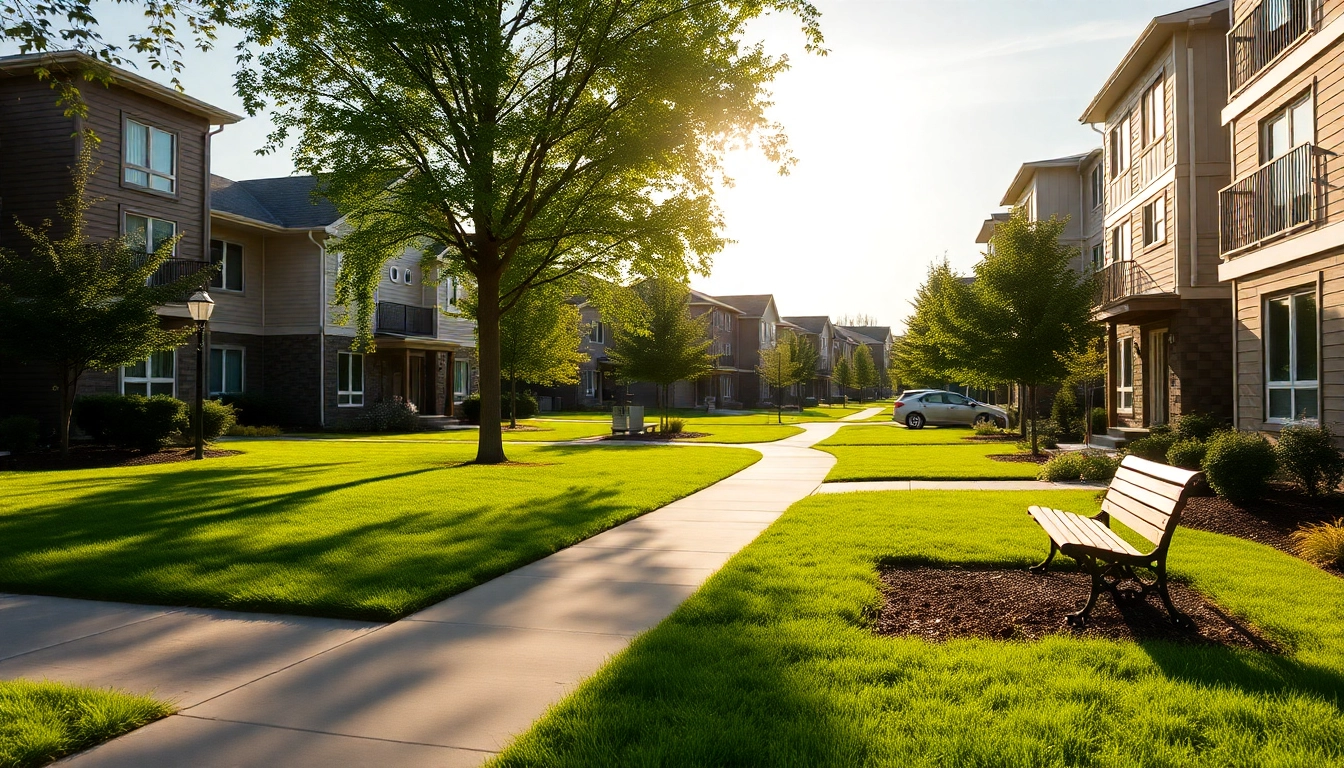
[265, 232, 322, 334]
[1106, 47, 1177, 216]
[207, 220, 266, 331]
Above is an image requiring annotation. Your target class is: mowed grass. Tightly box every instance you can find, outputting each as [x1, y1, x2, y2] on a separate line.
[0, 680, 171, 768]
[544, 405, 870, 424]
[819, 424, 983, 446]
[492, 490, 1344, 767]
[819, 443, 1037, 481]
[308, 420, 803, 444]
[677, 423, 804, 443]
[0, 441, 757, 621]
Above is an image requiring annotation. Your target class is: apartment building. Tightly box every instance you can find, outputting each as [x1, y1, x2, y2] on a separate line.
[976, 151, 1106, 274]
[839, 324, 897, 395]
[1218, 0, 1344, 439]
[781, 316, 837, 401]
[717, 294, 782, 408]
[689, 290, 743, 408]
[1081, 0, 1235, 430]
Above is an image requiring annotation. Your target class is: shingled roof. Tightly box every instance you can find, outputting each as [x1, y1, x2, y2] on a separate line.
[211, 175, 342, 229]
[711, 294, 773, 318]
[840, 325, 892, 343]
[782, 316, 830, 335]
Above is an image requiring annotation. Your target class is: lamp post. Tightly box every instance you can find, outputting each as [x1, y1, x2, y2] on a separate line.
[186, 290, 215, 460]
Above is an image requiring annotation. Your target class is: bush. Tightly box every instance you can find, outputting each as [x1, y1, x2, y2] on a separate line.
[506, 390, 539, 420]
[665, 418, 686, 435]
[1126, 432, 1177, 463]
[221, 392, 293, 428]
[459, 394, 482, 424]
[460, 391, 540, 424]
[227, 424, 283, 437]
[1203, 430, 1277, 502]
[74, 394, 188, 451]
[1091, 407, 1108, 438]
[1175, 412, 1222, 442]
[357, 397, 419, 432]
[190, 399, 237, 443]
[1149, 423, 1174, 437]
[1038, 451, 1121, 483]
[973, 420, 1003, 437]
[0, 416, 40, 453]
[1275, 423, 1344, 496]
[1050, 388, 1081, 441]
[1166, 439, 1207, 470]
[1291, 519, 1344, 567]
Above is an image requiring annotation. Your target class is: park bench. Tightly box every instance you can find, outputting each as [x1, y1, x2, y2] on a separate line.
[612, 423, 659, 436]
[1027, 455, 1202, 628]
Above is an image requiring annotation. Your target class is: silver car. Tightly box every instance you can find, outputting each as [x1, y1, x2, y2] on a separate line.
[892, 390, 1007, 429]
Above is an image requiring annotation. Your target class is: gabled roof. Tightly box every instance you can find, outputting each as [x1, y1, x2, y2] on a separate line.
[975, 212, 1011, 244]
[782, 316, 831, 335]
[840, 325, 892, 343]
[211, 175, 342, 229]
[0, 51, 242, 124]
[1079, 0, 1228, 124]
[689, 289, 742, 312]
[835, 326, 880, 345]
[999, 151, 1100, 206]
[711, 294, 774, 318]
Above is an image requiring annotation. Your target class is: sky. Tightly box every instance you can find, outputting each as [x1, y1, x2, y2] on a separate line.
[14, 0, 1192, 331]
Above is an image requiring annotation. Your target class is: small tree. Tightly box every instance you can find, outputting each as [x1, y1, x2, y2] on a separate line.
[493, 284, 587, 428]
[833, 356, 855, 403]
[606, 279, 714, 430]
[757, 330, 816, 423]
[852, 344, 878, 403]
[1062, 332, 1107, 444]
[0, 138, 207, 454]
[789, 332, 820, 404]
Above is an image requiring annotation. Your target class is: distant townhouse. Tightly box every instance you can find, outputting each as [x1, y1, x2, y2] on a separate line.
[689, 290, 743, 408]
[976, 151, 1106, 274]
[781, 316, 837, 401]
[838, 325, 896, 395]
[1218, 0, 1344, 440]
[716, 294, 782, 408]
[1081, 0, 1235, 432]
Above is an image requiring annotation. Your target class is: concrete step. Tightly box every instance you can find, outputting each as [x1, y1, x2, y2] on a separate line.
[1089, 434, 1129, 450]
[415, 415, 463, 431]
[1107, 427, 1149, 440]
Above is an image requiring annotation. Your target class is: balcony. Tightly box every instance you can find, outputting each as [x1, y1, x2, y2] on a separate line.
[135, 257, 211, 294]
[376, 301, 436, 337]
[1219, 143, 1325, 257]
[1092, 260, 1180, 322]
[1228, 0, 1313, 94]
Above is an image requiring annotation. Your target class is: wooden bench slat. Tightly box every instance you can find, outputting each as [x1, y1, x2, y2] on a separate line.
[1112, 466, 1186, 502]
[1029, 506, 1142, 557]
[1118, 455, 1201, 488]
[1107, 476, 1182, 517]
[1101, 497, 1168, 545]
[1104, 483, 1177, 534]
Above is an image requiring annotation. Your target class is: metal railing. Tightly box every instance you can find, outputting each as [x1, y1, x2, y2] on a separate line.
[1093, 260, 1163, 307]
[376, 301, 436, 336]
[1228, 0, 1313, 93]
[1219, 143, 1324, 256]
[138, 257, 211, 291]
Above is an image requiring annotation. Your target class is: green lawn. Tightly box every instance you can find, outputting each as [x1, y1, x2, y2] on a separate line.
[819, 443, 1037, 481]
[319, 420, 611, 442]
[819, 424, 983, 446]
[677, 423, 804, 443]
[0, 680, 171, 768]
[492, 490, 1344, 767]
[542, 405, 869, 424]
[0, 441, 757, 621]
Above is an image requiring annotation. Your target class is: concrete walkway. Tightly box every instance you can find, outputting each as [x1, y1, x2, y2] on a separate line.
[816, 479, 1109, 493]
[839, 406, 885, 421]
[3, 424, 843, 767]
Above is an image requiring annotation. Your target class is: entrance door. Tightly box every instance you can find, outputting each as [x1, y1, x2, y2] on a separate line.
[408, 354, 425, 410]
[1147, 330, 1167, 426]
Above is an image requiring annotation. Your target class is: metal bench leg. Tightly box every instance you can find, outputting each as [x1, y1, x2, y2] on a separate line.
[1153, 563, 1193, 629]
[1029, 541, 1058, 574]
[1066, 556, 1103, 627]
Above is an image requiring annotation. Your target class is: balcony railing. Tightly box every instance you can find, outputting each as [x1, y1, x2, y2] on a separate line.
[131, 256, 211, 294]
[1093, 260, 1163, 307]
[1219, 143, 1325, 257]
[376, 301, 436, 336]
[1228, 0, 1313, 93]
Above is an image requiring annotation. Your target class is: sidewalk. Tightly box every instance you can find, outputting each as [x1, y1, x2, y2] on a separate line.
[3, 424, 843, 767]
[816, 479, 1109, 493]
[839, 406, 885, 422]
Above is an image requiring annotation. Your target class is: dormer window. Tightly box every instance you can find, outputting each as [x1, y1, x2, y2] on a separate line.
[123, 119, 176, 194]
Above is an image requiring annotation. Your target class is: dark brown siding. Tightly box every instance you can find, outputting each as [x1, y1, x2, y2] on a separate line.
[0, 77, 78, 247]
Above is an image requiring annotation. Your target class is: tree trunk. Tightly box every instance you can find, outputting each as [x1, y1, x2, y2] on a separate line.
[1029, 384, 1040, 456]
[59, 364, 75, 458]
[509, 377, 517, 429]
[1017, 383, 1028, 438]
[474, 268, 507, 464]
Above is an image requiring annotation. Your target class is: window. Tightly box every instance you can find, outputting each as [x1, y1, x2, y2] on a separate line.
[123, 350, 175, 396]
[1116, 338, 1134, 412]
[337, 351, 364, 406]
[1109, 113, 1131, 178]
[209, 347, 244, 395]
[1142, 194, 1166, 247]
[588, 321, 605, 344]
[1090, 164, 1104, 209]
[453, 359, 470, 398]
[1263, 92, 1313, 161]
[402, 269, 413, 285]
[1091, 243, 1105, 272]
[123, 119, 176, 193]
[1110, 220, 1131, 263]
[1141, 75, 1165, 146]
[389, 266, 402, 283]
[447, 277, 461, 308]
[209, 240, 244, 292]
[1265, 291, 1318, 422]
[124, 214, 176, 255]
[581, 369, 598, 397]
[720, 375, 733, 399]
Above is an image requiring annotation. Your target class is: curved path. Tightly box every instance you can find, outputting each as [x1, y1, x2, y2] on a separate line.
[4, 423, 844, 767]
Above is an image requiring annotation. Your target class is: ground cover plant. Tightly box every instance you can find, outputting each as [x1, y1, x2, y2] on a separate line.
[0, 441, 757, 620]
[0, 680, 171, 768]
[818, 424, 976, 446]
[492, 490, 1344, 767]
[819, 443, 1038, 481]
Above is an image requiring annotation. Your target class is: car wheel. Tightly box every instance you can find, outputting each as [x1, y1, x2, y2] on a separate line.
[905, 413, 925, 430]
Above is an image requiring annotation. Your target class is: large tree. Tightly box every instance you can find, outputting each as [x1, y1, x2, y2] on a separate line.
[605, 278, 714, 430]
[0, 140, 210, 454]
[493, 283, 587, 428]
[234, 0, 823, 464]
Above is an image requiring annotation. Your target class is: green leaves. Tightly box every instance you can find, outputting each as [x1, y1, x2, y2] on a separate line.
[606, 278, 714, 388]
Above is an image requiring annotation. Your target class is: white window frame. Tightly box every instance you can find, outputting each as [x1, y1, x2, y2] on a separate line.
[209, 346, 246, 396]
[1141, 74, 1165, 146]
[402, 269, 413, 285]
[1110, 113, 1132, 178]
[209, 239, 244, 293]
[581, 369, 598, 397]
[453, 359, 470, 398]
[123, 213, 177, 256]
[1264, 290, 1319, 423]
[1091, 242, 1105, 272]
[1261, 90, 1315, 163]
[1110, 220, 1132, 263]
[389, 266, 402, 283]
[122, 349, 176, 397]
[588, 321, 605, 344]
[721, 374, 733, 399]
[1142, 194, 1166, 248]
[337, 351, 364, 407]
[122, 117, 177, 194]
[1116, 337, 1134, 413]
[1090, 164, 1104, 210]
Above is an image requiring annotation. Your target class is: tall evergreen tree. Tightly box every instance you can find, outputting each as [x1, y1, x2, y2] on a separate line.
[606, 279, 714, 429]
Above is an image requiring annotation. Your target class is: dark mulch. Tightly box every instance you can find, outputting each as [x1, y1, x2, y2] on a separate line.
[602, 432, 711, 441]
[989, 452, 1051, 464]
[963, 434, 1019, 442]
[875, 565, 1278, 651]
[1, 446, 242, 471]
[1181, 483, 1342, 575]
[502, 425, 543, 433]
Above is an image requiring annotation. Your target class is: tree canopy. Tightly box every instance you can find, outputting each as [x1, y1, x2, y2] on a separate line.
[234, 0, 823, 463]
[606, 278, 714, 428]
[757, 329, 816, 422]
[852, 343, 877, 401]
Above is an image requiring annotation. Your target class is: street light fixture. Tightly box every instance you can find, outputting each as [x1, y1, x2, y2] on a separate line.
[186, 290, 215, 460]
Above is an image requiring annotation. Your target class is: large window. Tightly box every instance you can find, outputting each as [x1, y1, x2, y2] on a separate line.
[1110, 220, 1132, 263]
[720, 375, 734, 399]
[209, 347, 244, 395]
[1141, 75, 1165, 146]
[337, 351, 364, 407]
[124, 214, 176, 255]
[123, 350, 175, 396]
[453, 359, 470, 398]
[581, 369, 598, 397]
[123, 119, 176, 193]
[1265, 291, 1318, 422]
[1091, 243, 1105, 272]
[1090, 164, 1104, 209]
[210, 240, 244, 292]
[1116, 337, 1134, 412]
[1263, 92, 1313, 162]
[1142, 194, 1166, 248]
[1109, 113, 1131, 178]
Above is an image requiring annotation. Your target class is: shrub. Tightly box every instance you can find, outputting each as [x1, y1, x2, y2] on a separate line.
[459, 394, 482, 424]
[1203, 430, 1277, 502]
[358, 397, 419, 432]
[1275, 424, 1344, 496]
[73, 393, 125, 443]
[1050, 388, 1081, 441]
[506, 390, 539, 420]
[1125, 432, 1177, 463]
[227, 424, 283, 437]
[221, 392, 292, 427]
[0, 415, 40, 453]
[1038, 451, 1121, 483]
[1090, 407, 1108, 438]
[1166, 439, 1207, 470]
[1149, 423, 1174, 437]
[460, 392, 540, 424]
[1175, 412, 1222, 442]
[189, 399, 237, 443]
[1291, 519, 1344, 567]
[973, 420, 1002, 437]
[665, 418, 686, 435]
[1078, 452, 1123, 482]
[74, 394, 188, 451]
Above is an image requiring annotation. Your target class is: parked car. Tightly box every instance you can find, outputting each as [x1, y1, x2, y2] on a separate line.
[892, 390, 1007, 429]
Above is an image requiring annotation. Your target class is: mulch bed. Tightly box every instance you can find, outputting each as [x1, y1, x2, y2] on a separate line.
[875, 565, 1278, 652]
[1, 446, 241, 471]
[988, 453, 1051, 464]
[1180, 483, 1342, 575]
[502, 425, 543, 433]
[963, 435, 1020, 442]
[602, 432, 711, 441]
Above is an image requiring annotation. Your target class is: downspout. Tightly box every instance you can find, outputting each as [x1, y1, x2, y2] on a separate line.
[1187, 27, 1199, 287]
[309, 229, 326, 427]
[1231, 278, 1239, 428]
